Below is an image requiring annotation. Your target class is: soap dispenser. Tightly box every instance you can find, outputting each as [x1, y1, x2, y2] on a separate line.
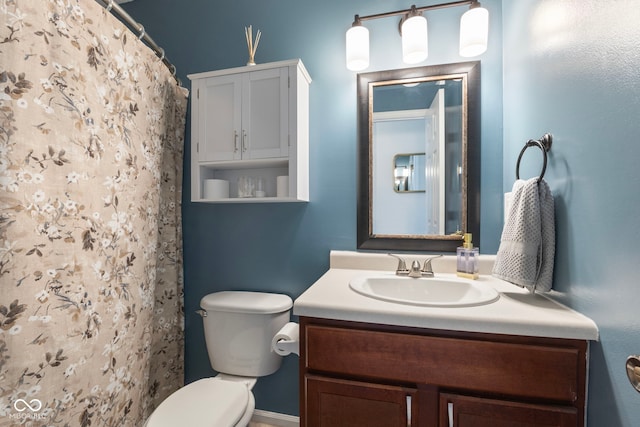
[456, 233, 479, 279]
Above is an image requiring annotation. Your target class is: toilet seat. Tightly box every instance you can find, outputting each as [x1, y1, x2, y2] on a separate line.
[145, 378, 253, 427]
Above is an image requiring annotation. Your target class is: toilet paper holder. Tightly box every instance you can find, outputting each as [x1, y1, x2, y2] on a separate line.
[272, 322, 299, 356]
[275, 338, 299, 356]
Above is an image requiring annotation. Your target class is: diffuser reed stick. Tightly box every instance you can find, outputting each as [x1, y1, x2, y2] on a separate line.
[245, 25, 261, 66]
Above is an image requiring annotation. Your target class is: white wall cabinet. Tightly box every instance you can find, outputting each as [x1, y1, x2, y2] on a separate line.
[189, 59, 311, 202]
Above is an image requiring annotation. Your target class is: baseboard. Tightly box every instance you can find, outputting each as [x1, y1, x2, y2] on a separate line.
[251, 409, 300, 427]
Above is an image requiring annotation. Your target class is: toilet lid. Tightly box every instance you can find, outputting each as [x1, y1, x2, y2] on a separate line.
[146, 378, 249, 427]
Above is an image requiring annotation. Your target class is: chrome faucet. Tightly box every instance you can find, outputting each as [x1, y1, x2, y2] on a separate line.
[389, 254, 442, 278]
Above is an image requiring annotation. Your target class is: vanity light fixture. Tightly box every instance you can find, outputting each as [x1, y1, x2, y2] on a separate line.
[346, 0, 488, 71]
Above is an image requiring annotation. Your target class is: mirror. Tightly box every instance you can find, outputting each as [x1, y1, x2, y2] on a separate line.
[357, 61, 481, 252]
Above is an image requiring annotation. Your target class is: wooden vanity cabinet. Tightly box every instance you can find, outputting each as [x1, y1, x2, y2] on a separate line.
[299, 317, 588, 427]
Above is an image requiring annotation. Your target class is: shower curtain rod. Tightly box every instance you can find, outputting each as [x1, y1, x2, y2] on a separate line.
[96, 0, 180, 85]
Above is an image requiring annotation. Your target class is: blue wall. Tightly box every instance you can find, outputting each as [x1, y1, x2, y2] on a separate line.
[502, 1, 640, 425]
[123, 0, 505, 417]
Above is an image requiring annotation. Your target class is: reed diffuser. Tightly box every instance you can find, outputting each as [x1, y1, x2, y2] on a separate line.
[244, 25, 261, 66]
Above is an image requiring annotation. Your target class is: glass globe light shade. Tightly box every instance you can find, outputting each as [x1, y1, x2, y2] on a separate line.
[346, 24, 370, 71]
[402, 14, 428, 64]
[460, 5, 488, 57]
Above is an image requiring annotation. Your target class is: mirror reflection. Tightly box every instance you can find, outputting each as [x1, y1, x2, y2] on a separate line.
[393, 153, 425, 193]
[373, 79, 463, 237]
[357, 62, 481, 252]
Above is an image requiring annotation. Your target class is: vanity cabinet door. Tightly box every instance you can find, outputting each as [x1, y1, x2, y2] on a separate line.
[439, 393, 577, 427]
[305, 375, 417, 427]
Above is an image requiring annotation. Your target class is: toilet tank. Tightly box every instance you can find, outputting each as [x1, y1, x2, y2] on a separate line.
[200, 291, 293, 377]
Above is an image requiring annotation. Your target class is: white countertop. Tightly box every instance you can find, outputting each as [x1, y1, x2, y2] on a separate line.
[294, 251, 599, 341]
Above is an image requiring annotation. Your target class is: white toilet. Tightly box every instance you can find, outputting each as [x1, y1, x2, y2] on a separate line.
[145, 291, 294, 427]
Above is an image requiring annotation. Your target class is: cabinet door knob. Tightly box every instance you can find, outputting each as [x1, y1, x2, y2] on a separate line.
[234, 130, 239, 153]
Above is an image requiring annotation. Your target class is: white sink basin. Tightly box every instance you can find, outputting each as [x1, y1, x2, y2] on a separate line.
[349, 275, 500, 307]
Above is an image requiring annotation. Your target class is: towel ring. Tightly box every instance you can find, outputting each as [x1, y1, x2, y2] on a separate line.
[516, 133, 553, 183]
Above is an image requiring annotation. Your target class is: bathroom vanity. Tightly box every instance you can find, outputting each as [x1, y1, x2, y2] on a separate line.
[294, 251, 598, 427]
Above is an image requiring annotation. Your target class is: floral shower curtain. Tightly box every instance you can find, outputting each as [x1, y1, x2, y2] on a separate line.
[0, 1, 188, 425]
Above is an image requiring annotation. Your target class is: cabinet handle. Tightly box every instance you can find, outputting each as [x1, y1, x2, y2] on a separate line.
[406, 395, 412, 427]
[233, 130, 239, 153]
[447, 402, 453, 427]
[242, 130, 247, 152]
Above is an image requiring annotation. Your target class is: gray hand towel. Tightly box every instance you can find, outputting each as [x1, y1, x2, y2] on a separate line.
[492, 177, 555, 292]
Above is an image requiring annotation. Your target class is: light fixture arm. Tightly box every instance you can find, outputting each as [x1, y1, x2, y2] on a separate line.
[355, 0, 477, 23]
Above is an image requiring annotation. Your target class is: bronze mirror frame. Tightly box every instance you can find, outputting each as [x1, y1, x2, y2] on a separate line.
[356, 61, 481, 252]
